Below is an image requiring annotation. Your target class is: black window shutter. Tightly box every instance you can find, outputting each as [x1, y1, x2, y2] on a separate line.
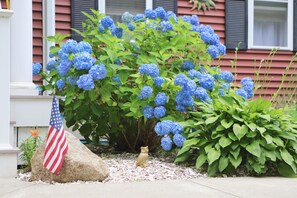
[225, 0, 247, 50]
[153, 0, 177, 14]
[293, 0, 297, 52]
[71, 0, 98, 41]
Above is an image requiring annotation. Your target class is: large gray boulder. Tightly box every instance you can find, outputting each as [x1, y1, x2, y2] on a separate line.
[31, 131, 109, 183]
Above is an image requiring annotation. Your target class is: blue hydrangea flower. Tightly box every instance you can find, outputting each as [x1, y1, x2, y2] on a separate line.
[171, 122, 183, 134]
[77, 74, 95, 90]
[217, 43, 226, 56]
[145, 9, 157, 19]
[161, 136, 173, 151]
[200, 74, 215, 90]
[174, 74, 189, 86]
[155, 7, 166, 19]
[32, 63, 42, 75]
[207, 45, 220, 59]
[173, 134, 186, 147]
[142, 105, 154, 118]
[89, 64, 107, 80]
[56, 79, 65, 90]
[154, 77, 165, 88]
[66, 76, 79, 85]
[185, 80, 197, 95]
[176, 105, 186, 112]
[134, 14, 145, 22]
[139, 86, 153, 100]
[240, 77, 254, 92]
[175, 88, 194, 108]
[197, 24, 215, 34]
[49, 53, 55, 58]
[112, 27, 123, 38]
[190, 15, 199, 26]
[122, 12, 134, 24]
[77, 41, 92, 53]
[190, 25, 200, 32]
[154, 120, 173, 136]
[220, 71, 234, 83]
[57, 60, 72, 77]
[112, 75, 122, 86]
[246, 91, 254, 99]
[194, 87, 209, 101]
[73, 52, 93, 70]
[101, 16, 114, 28]
[127, 23, 135, 31]
[36, 85, 42, 94]
[201, 32, 219, 45]
[98, 24, 105, 33]
[62, 39, 78, 54]
[139, 64, 159, 78]
[182, 15, 191, 24]
[114, 58, 121, 65]
[188, 69, 202, 79]
[235, 88, 248, 99]
[182, 60, 195, 71]
[160, 21, 173, 32]
[165, 11, 178, 22]
[58, 49, 68, 60]
[155, 92, 167, 106]
[154, 106, 166, 119]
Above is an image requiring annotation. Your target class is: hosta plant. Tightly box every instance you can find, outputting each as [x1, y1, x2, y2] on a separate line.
[174, 95, 297, 177]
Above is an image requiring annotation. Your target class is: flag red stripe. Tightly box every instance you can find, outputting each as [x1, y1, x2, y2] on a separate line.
[43, 128, 63, 167]
[52, 138, 68, 173]
[44, 127, 65, 169]
[48, 134, 67, 172]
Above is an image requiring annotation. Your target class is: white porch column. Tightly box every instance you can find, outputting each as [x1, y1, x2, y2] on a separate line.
[0, 9, 19, 177]
[10, 0, 38, 96]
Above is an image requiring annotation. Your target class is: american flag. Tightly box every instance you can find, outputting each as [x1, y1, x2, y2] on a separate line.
[43, 96, 68, 174]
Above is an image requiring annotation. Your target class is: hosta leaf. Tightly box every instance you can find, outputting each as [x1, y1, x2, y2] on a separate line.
[207, 161, 219, 177]
[272, 137, 284, 147]
[264, 134, 273, 144]
[280, 148, 294, 167]
[216, 125, 225, 132]
[246, 141, 261, 157]
[233, 124, 248, 140]
[196, 153, 207, 169]
[219, 136, 232, 148]
[219, 156, 229, 172]
[177, 138, 199, 156]
[264, 150, 276, 161]
[229, 155, 242, 169]
[278, 163, 297, 177]
[259, 114, 271, 121]
[205, 116, 220, 125]
[245, 122, 257, 132]
[230, 147, 240, 159]
[174, 152, 190, 164]
[221, 119, 234, 129]
[228, 132, 237, 141]
[207, 148, 221, 165]
[257, 127, 266, 134]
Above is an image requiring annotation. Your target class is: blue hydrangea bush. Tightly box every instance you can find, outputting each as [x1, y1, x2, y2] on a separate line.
[40, 8, 297, 177]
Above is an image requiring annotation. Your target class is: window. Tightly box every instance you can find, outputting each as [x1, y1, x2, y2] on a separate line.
[98, 0, 153, 22]
[248, 0, 293, 50]
[71, 0, 177, 41]
[225, 0, 297, 51]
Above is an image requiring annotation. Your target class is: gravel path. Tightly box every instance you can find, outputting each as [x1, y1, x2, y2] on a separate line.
[17, 153, 207, 184]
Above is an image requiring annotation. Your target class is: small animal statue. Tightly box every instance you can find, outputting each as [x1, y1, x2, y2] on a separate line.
[136, 146, 149, 168]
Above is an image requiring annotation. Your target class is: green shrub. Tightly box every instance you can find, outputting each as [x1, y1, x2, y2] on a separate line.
[175, 95, 297, 177]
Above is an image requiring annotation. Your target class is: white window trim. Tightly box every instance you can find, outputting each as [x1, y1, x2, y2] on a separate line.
[248, 0, 293, 51]
[98, 0, 153, 14]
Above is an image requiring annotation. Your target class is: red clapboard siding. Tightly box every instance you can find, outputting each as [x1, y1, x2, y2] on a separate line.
[56, 0, 71, 36]
[178, 0, 296, 99]
[33, 0, 43, 64]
